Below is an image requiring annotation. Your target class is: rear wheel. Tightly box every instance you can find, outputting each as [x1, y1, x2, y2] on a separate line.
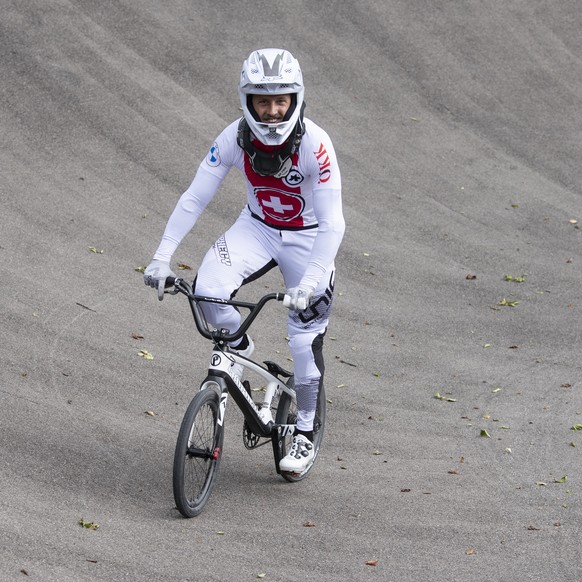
[173, 389, 223, 517]
[275, 376, 327, 482]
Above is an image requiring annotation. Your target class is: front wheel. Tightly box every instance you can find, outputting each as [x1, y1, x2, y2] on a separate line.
[173, 389, 223, 517]
[275, 376, 327, 482]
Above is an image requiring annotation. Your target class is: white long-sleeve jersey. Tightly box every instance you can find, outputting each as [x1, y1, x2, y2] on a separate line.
[153, 117, 345, 291]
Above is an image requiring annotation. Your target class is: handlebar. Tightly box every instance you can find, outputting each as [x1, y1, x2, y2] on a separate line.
[164, 276, 284, 344]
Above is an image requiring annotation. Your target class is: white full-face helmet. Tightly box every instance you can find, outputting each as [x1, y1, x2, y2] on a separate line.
[239, 48, 305, 146]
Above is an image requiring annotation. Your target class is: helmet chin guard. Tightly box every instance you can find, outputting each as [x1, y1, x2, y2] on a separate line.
[239, 48, 305, 147]
[237, 103, 305, 178]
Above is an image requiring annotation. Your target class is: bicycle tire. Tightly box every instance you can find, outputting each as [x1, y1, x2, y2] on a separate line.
[173, 389, 223, 517]
[275, 376, 327, 482]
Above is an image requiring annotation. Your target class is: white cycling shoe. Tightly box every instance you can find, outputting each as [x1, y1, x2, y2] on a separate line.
[229, 335, 254, 381]
[279, 434, 314, 473]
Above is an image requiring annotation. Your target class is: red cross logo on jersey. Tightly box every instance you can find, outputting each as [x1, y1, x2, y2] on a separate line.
[255, 188, 305, 227]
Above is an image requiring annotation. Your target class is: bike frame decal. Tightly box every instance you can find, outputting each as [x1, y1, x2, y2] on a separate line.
[231, 371, 260, 413]
[278, 425, 295, 437]
[217, 393, 228, 427]
[209, 351, 230, 373]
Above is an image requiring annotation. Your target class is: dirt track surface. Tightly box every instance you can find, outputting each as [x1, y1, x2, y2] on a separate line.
[2, 1, 581, 580]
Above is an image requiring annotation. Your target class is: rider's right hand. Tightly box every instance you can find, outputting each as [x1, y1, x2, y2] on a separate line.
[143, 259, 176, 300]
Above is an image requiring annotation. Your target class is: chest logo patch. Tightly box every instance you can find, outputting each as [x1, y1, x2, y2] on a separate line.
[255, 188, 304, 223]
[284, 169, 304, 187]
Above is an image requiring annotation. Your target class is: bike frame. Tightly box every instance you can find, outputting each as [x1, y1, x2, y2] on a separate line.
[203, 350, 294, 434]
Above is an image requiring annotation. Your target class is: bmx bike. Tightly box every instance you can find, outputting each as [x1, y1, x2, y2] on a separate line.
[163, 277, 326, 518]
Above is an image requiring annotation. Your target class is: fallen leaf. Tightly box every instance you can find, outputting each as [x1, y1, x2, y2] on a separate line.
[554, 476, 568, 483]
[134, 266, 146, 273]
[527, 525, 541, 531]
[88, 247, 104, 254]
[571, 424, 582, 431]
[466, 274, 477, 280]
[498, 298, 519, 307]
[131, 333, 144, 340]
[466, 548, 476, 556]
[303, 522, 316, 527]
[504, 274, 526, 283]
[434, 391, 457, 402]
[365, 560, 378, 566]
[138, 350, 154, 360]
[480, 429, 491, 438]
[177, 262, 193, 270]
[448, 469, 459, 475]
[145, 410, 157, 417]
[79, 519, 99, 530]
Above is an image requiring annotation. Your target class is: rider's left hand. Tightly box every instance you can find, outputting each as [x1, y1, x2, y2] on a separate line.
[283, 286, 313, 311]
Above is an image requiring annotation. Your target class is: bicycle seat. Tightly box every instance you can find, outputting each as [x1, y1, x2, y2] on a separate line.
[264, 361, 293, 378]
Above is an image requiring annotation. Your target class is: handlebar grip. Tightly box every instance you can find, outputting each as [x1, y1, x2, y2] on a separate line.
[157, 276, 180, 301]
[281, 293, 307, 310]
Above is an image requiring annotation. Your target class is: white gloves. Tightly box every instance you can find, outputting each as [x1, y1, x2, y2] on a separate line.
[144, 259, 176, 301]
[283, 286, 313, 311]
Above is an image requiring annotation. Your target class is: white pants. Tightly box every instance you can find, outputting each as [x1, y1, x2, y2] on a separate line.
[194, 208, 335, 431]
